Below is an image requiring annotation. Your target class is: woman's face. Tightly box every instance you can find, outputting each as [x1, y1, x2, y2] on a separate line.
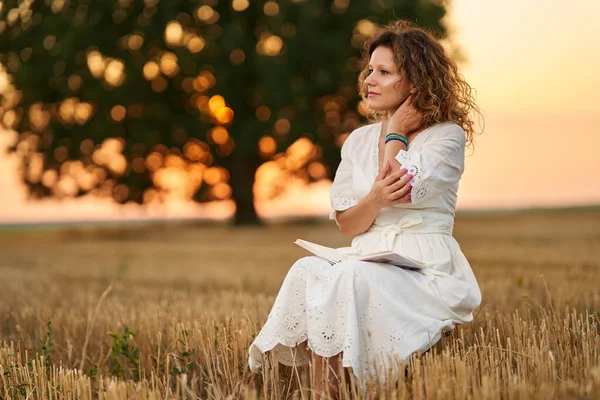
[364, 46, 415, 114]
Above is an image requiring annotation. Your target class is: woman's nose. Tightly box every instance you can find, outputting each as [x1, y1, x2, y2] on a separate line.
[365, 76, 378, 90]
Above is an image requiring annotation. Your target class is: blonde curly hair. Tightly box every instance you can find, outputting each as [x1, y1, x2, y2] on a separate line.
[358, 20, 483, 147]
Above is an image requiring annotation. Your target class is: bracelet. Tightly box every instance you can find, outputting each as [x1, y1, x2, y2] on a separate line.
[385, 136, 407, 146]
[384, 133, 408, 147]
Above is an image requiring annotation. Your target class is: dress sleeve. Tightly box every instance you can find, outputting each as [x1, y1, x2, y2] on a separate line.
[329, 133, 358, 223]
[394, 124, 466, 205]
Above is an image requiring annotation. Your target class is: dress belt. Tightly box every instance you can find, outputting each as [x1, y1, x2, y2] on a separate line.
[369, 212, 453, 251]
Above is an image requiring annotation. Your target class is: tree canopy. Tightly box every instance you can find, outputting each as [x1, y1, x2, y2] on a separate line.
[0, 0, 448, 224]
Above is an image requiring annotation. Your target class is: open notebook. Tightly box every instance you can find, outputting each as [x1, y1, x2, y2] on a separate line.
[294, 239, 425, 270]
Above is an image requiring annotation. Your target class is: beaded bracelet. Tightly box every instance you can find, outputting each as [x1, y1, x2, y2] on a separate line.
[385, 133, 408, 147]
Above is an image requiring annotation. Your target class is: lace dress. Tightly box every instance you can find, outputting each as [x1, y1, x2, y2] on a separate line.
[248, 121, 482, 384]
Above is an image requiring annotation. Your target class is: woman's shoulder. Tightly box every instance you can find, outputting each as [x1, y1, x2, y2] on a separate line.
[427, 122, 466, 144]
[344, 121, 380, 146]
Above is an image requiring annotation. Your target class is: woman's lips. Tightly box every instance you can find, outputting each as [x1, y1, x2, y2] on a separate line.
[368, 92, 380, 97]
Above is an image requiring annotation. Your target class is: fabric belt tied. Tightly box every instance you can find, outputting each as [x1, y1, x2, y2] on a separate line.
[369, 213, 425, 250]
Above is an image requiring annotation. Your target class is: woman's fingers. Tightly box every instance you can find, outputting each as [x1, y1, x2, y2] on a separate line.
[376, 161, 391, 181]
[382, 160, 392, 177]
[390, 182, 412, 202]
[388, 172, 413, 192]
[382, 168, 408, 186]
[394, 192, 412, 204]
[391, 182, 413, 203]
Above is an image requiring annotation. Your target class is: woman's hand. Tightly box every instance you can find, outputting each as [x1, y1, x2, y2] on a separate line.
[388, 94, 423, 135]
[367, 161, 413, 209]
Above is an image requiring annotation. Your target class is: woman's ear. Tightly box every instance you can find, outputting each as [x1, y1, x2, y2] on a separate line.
[409, 85, 417, 94]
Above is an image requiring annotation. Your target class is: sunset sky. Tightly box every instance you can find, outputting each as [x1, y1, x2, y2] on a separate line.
[1, 0, 599, 223]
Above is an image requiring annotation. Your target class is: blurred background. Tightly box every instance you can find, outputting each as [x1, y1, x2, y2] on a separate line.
[1, 0, 599, 226]
[1, 3, 599, 397]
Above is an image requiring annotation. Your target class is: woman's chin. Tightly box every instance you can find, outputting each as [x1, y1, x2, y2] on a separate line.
[367, 100, 386, 112]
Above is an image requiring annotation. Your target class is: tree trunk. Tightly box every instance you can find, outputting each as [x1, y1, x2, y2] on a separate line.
[230, 156, 262, 226]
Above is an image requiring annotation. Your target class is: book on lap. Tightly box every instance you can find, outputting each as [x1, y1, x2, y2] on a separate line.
[294, 239, 425, 270]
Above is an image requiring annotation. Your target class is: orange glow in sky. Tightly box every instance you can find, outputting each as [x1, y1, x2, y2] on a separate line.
[1, 0, 599, 223]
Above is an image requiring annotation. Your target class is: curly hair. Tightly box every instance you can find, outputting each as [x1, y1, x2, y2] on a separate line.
[358, 20, 483, 147]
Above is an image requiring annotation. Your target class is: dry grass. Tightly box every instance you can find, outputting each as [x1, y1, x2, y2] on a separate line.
[0, 209, 599, 399]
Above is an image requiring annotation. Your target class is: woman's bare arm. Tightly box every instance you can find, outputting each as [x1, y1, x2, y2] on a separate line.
[334, 193, 380, 237]
[382, 139, 407, 171]
[334, 163, 412, 237]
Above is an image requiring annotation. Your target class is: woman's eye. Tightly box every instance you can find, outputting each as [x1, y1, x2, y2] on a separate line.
[368, 69, 388, 75]
[368, 69, 390, 75]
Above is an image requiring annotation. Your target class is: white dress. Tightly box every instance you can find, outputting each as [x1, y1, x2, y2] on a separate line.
[248, 121, 482, 384]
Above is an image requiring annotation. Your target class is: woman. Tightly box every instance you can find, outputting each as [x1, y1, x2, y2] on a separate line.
[248, 20, 483, 398]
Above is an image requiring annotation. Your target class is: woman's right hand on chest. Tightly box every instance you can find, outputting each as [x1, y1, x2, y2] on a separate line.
[367, 161, 413, 209]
